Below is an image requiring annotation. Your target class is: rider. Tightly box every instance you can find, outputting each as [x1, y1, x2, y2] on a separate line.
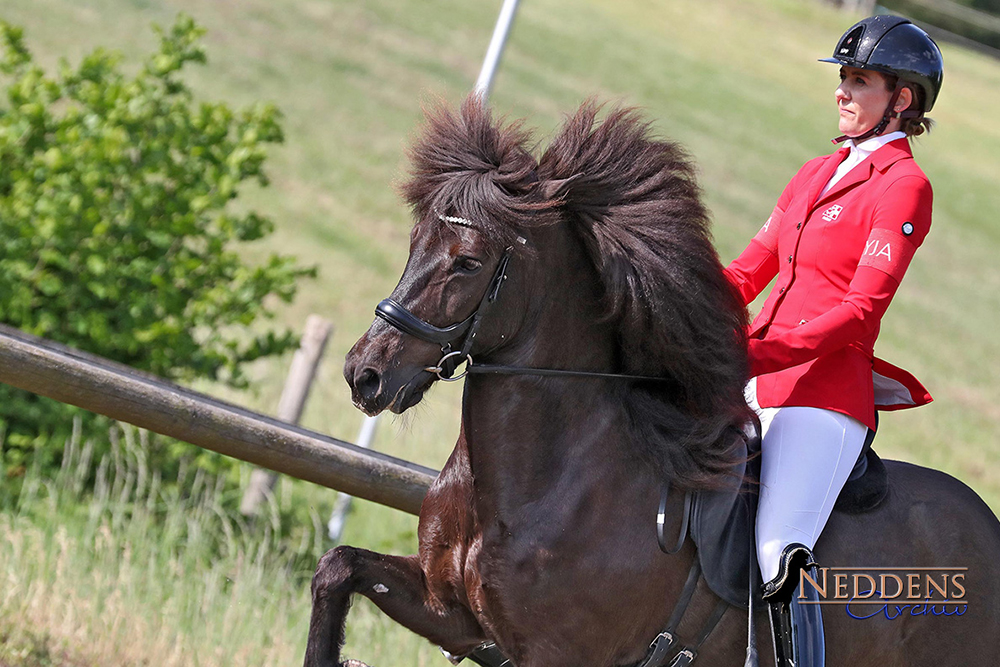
[723, 15, 944, 667]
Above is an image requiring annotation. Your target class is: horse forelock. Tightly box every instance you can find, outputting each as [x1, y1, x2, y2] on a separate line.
[401, 96, 549, 253]
[537, 100, 753, 488]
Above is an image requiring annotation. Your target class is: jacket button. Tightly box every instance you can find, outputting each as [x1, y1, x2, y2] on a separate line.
[779, 287, 785, 293]
[787, 255, 793, 263]
[797, 223, 802, 229]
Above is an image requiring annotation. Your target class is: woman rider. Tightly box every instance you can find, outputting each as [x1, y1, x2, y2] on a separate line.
[723, 15, 944, 667]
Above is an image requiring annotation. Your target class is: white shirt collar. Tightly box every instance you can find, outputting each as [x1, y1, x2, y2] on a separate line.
[820, 131, 907, 198]
[845, 131, 907, 158]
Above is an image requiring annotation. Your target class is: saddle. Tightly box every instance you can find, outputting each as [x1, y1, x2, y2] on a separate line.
[688, 422, 889, 609]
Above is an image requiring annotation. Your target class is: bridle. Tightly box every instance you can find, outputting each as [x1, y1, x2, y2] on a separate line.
[375, 234, 515, 382]
[374, 214, 678, 387]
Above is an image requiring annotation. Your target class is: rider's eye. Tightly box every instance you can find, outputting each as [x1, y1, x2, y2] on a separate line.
[454, 256, 482, 274]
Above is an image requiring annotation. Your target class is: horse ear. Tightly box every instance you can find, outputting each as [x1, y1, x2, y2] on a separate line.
[536, 174, 583, 203]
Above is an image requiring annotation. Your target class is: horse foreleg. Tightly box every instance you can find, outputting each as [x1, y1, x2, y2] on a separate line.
[304, 545, 487, 667]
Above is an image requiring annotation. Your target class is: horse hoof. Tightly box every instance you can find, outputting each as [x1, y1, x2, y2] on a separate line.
[341, 661, 371, 667]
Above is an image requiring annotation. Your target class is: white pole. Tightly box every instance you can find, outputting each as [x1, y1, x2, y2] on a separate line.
[327, 415, 380, 541]
[474, 0, 523, 102]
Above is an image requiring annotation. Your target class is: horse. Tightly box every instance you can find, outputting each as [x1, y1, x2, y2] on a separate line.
[305, 97, 1000, 667]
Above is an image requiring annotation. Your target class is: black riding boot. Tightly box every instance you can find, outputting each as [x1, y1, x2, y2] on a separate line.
[762, 543, 825, 667]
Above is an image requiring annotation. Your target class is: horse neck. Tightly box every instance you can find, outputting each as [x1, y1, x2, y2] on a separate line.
[489, 222, 616, 372]
[461, 223, 655, 519]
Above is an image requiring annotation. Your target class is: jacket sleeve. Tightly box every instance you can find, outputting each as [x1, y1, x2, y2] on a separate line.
[724, 171, 799, 306]
[748, 174, 932, 377]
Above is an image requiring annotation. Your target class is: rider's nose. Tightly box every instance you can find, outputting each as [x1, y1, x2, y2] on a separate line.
[353, 367, 382, 403]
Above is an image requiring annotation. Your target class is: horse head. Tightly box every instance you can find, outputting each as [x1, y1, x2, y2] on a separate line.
[346, 96, 752, 489]
[344, 97, 559, 416]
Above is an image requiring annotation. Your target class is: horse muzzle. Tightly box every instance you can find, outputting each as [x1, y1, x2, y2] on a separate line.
[344, 324, 438, 416]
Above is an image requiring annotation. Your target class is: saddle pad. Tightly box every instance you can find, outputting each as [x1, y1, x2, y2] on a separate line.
[833, 442, 889, 514]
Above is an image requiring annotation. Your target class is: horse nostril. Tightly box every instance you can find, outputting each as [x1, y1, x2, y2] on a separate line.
[354, 368, 382, 402]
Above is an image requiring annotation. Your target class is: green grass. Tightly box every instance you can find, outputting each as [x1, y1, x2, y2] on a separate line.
[0, 418, 453, 666]
[2, 0, 1000, 664]
[1, 424, 314, 666]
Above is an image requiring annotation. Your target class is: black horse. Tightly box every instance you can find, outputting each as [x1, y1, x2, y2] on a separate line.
[306, 98, 1000, 666]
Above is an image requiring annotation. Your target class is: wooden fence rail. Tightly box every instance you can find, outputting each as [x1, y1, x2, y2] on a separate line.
[0, 323, 437, 516]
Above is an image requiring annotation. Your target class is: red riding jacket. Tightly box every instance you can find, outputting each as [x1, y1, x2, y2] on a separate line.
[724, 138, 932, 430]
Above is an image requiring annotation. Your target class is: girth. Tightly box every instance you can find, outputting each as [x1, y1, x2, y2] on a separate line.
[627, 559, 730, 667]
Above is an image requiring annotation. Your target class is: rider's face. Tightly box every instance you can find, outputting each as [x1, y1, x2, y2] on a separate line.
[835, 66, 905, 138]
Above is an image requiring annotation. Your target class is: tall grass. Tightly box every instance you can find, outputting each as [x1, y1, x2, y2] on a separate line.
[0, 421, 323, 666]
[0, 413, 451, 666]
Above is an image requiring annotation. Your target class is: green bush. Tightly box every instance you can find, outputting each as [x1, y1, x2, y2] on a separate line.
[0, 15, 315, 477]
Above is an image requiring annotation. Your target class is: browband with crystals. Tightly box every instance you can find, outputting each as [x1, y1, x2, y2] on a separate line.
[438, 213, 476, 227]
[437, 212, 527, 246]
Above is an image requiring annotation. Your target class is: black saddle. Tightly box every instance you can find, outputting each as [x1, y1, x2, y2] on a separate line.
[688, 421, 889, 609]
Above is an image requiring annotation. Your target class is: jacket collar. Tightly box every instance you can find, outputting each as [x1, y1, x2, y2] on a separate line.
[814, 137, 911, 206]
[870, 137, 912, 172]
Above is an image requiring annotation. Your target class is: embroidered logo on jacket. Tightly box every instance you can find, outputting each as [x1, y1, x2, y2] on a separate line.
[822, 205, 843, 222]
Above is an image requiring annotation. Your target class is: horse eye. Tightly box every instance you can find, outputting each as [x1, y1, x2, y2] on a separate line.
[453, 256, 482, 274]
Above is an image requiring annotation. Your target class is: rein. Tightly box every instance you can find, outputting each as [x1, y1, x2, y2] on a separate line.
[469, 364, 678, 384]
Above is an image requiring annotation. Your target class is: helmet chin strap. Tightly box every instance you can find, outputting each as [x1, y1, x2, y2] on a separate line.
[831, 81, 921, 144]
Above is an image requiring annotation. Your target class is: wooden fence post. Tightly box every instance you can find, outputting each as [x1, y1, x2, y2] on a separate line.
[240, 315, 333, 516]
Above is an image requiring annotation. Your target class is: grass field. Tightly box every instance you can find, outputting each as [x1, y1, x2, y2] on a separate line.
[2, 0, 1000, 664]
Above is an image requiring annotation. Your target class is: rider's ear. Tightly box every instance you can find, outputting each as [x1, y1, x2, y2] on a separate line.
[535, 174, 583, 204]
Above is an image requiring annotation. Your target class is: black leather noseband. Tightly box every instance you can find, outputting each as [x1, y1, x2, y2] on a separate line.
[375, 298, 476, 346]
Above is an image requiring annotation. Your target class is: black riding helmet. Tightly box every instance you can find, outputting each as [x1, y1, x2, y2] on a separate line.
[820, 15, 944, 141]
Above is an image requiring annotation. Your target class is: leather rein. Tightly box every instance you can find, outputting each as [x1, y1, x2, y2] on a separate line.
[373, 214, 677, 386]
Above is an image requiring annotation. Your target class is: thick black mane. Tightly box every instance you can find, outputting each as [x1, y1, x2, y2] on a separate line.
[403, 97, 752, 487]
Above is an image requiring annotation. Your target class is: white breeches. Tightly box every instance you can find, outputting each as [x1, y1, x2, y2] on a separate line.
[746, 378, 869, 583]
